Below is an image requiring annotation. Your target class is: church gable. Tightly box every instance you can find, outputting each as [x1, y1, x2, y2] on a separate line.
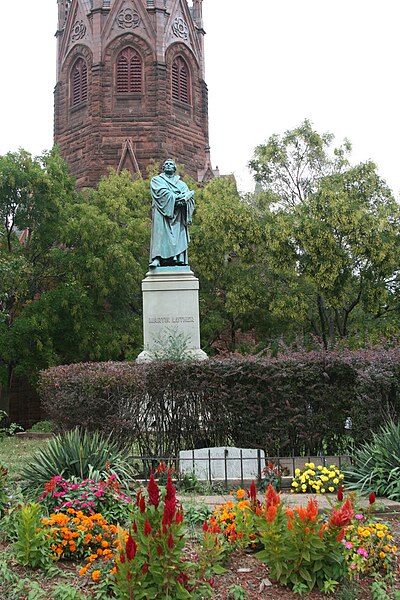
[60, 0, 93, 62]
[165, 0, 202, 63]
[102, 0, 156, 55]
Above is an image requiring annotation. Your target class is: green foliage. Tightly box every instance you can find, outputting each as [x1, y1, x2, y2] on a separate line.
[181, 501, 211, 528]
[0, 464, 9, 516]
[247, 122, 400, 349]
[228, 584, 247, 599]
[29, 420, 53, 433]
[345, 420, 400, 499]
[146, 326, 193, 361]
[20, 428, 134, 492]
[14, 503, 52, 569]
[0, 410, 23, 439]
[0, 155, 151, 389]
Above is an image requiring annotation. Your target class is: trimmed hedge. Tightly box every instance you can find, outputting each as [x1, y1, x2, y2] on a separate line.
[39, 347, 400, 456]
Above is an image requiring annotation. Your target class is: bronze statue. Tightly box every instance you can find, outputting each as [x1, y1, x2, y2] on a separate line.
[149, 159, 195, 268]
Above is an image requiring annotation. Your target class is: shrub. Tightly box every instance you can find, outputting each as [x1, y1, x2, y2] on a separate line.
[20, 428, 135, 492]
[40, 347, 400, 455]
[41, 508, 119, 561]
[38, 475, 133, 523]
[344, 420, 400, 499]
[14, 503, 52, 570]
[291, 462, 344, 494]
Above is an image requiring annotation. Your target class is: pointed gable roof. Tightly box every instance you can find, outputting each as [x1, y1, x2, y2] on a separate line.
[165, 0, 202, 64]
[102, 0, 156, 53]
[60, 0, 93, 61]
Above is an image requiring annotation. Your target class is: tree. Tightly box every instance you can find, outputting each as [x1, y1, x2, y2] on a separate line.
[249, 118, 351, 207]
[249, 122, 400, 348]
[190, 176, 274, 351]
[0, 152, 151, 392]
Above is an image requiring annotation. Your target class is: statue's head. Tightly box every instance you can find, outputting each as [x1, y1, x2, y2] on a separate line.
[162, 159, 177, 174]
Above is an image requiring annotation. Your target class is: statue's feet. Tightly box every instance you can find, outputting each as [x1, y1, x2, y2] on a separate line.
[149, 258, 161, 268]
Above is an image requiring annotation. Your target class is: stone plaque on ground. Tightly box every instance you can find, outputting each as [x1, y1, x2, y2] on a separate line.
[179, 447, 265, 481]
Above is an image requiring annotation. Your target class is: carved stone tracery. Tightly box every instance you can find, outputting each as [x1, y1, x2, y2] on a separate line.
[172, 17, 188, 41]
[71, 20, 87, 42]
[116, 7, 141, 30]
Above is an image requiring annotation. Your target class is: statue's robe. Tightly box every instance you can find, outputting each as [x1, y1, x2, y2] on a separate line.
[150, 173, 195, 262]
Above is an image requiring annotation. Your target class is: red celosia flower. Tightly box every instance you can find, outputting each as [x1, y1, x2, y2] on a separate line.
[369, 492, 376, 505]
[142, 562, 148, 574]
[167, 534, 174, 549]
[147, 473, 160, 508]
[163, 498, 176, 526]
[157, 544, 162, 556]
[336, 528, 345, 542]
[136, 489, 142, 506]
[266, 505, 277, 523]
[175, 509, 183, 524]
[319, 523, 328, 538]
[203, 521, 209, 532]
[120, 551, 126, 564]
[329, 498, 354, 528]
[265, 483, 281, 509]
[132, 520, 137, 533]
[144, 518, 152, 536]
[156, 461, 167, 474]
[165, 471, 176, 505]
[249, 480, 257, 503]
[139, 495, 146, 513]
[125, 534, 137, 561]
[337, 485, 344, 502]
[306, 498, 318, 521]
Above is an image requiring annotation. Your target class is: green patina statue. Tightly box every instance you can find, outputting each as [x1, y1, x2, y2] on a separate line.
[149, 159, 195, 268]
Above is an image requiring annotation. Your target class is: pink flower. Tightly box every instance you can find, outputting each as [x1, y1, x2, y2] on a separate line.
[355, 513, 363, 520]
[345, 542, 353, 549]
[350, 564, 356, 570]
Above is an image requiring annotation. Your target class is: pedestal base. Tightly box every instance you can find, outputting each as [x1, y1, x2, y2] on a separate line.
[138, 266, 207, 362]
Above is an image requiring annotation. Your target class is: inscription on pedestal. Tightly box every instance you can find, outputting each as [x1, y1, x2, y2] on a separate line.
[148, 316, 195, 324]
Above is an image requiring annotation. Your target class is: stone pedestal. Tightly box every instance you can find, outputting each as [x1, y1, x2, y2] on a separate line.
[136, 266, 207, 362]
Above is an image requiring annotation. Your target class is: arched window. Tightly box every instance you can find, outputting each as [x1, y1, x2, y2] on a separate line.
[172, 56, 190, 104]
[116, 47, 142, 94]
[71, 57, 88, 106]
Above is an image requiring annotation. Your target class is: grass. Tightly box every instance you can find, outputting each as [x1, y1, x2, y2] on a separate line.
[0, 437, 49, 480]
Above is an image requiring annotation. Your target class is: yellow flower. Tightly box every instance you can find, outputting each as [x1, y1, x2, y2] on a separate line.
[295, 469, 301, 476]
[377, 531, 385, 539]
[292, 481, 299, 487]
[308, 462, 315, 469]
[321, 488, 326, 493]
[391, 546, 397, 553]
[301, 484, 307, 492]
[333, 478, 339, 485]
[361, 530, 371, 538]
[92, 570, 101, 582]
[380, 552, 386, 559]
[328, 487, 334, 493]
[317, 465, 323, 470]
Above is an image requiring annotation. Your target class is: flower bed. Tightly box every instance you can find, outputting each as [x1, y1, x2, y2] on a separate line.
[0, 460, 399, 598]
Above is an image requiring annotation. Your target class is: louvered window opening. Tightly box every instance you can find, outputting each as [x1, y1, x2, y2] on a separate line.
[116, 48, 142, 94]
[72, 58, 88, 106]
[172, 57, 190, 104]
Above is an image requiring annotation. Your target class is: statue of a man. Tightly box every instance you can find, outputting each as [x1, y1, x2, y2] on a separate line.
[149, 159, 195, 268]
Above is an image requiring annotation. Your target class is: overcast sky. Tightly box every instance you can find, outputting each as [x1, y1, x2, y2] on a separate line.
[1, 1, 399, 197]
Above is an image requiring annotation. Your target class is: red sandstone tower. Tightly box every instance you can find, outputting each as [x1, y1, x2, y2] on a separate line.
[54, 0, 215, 188]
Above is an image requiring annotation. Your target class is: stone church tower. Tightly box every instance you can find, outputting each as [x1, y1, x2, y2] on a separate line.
[54, 0, 215, 188]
